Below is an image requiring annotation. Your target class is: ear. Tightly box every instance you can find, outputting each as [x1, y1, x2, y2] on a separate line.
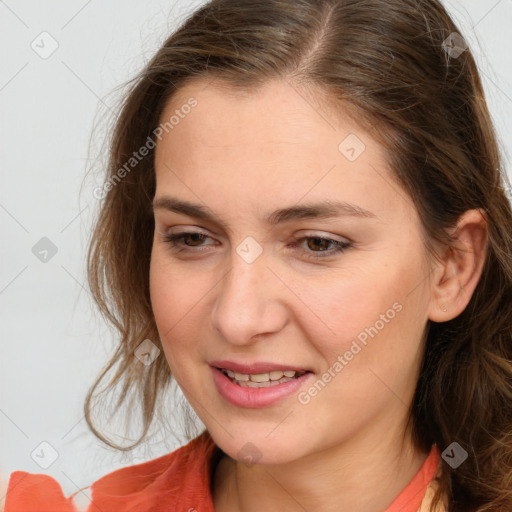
[428, 208, 488, 323]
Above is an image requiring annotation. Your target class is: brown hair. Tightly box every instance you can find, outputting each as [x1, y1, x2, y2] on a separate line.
[84, 0, 512, 510]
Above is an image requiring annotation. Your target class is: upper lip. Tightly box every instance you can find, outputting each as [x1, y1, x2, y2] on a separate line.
[210, 360, 311, 374]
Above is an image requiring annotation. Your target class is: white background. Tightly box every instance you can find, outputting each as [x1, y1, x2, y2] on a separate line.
[1, 0, 511, 504]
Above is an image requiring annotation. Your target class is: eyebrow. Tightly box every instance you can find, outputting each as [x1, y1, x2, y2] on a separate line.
[152, 196, 377, 232]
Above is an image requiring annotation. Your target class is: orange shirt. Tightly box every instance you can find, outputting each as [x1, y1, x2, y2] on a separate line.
[4, 430, 445, 512]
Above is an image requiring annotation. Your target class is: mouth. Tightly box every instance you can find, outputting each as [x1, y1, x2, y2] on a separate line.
[210, 364, 313, 408]
[216, 367, 310, 388]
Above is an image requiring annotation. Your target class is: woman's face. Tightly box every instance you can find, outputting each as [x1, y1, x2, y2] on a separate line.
[150, 78, 435, 464]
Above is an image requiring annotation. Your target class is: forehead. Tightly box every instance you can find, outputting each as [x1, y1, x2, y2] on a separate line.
[155, 78, 387, 175]
[159, 77, 364, 145]
[153, 78, 410, 224]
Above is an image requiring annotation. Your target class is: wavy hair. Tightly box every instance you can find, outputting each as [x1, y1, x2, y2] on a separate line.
[84, 0, 512, 510]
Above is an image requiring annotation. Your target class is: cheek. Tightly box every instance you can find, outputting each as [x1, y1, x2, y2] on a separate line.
[149, 251, 189, 357]
[150, 254, 178, 335]
[300, 253, 428, 383]
[150, 246, 198, 327]
[292, 265, 401, 351]
[149, 249, 215, 367]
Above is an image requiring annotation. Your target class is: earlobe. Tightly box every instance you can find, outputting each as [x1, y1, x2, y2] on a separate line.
[428, 208, 488, 323]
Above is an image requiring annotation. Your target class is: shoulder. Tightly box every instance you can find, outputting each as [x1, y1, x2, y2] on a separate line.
[4, 430, 219, 512]
[4, 470, 78, 512]
[90, 428, 218, 503]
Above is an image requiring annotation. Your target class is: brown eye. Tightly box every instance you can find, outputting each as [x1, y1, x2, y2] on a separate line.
[288, 236, 352, 259]
[161, 231, 215, 252]
[181, 233, 207, 246]
[306, 237, 332, 251]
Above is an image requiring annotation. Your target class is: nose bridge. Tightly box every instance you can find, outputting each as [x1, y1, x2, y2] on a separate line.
[211, 246, 286, 344]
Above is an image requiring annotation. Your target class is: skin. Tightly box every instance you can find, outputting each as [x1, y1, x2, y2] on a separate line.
[149, 78, 488, 511]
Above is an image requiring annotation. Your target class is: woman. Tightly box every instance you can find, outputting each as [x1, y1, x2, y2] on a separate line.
[5, 0, 512, 510]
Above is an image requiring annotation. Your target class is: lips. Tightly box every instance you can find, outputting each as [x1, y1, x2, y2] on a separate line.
[209, 360, 310, 374]
[210, 365, 313, 408]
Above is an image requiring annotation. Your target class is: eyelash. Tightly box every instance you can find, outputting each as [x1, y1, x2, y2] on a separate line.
[160, 232, 351, 259]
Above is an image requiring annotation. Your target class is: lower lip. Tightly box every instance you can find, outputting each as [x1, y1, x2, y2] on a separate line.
[211, 366, 312, 409]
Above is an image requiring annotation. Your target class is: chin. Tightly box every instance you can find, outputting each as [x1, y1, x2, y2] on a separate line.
[207, 424, 314, 466]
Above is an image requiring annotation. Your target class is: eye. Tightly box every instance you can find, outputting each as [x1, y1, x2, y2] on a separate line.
[160, 231, 216, 252]
[288, 235, 351, 259]
[159, 231, 352, 259]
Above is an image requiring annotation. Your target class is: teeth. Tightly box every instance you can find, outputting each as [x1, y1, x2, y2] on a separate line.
[239, 378, 295, 388]
[221, 368, 306, 385]
[251, 373, 270, 383]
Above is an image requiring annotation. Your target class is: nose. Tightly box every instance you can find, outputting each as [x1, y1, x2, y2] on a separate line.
[211, 247, 288, 346]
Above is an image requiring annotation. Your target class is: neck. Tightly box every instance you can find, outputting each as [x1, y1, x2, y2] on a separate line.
[212, 416, 429, 512]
